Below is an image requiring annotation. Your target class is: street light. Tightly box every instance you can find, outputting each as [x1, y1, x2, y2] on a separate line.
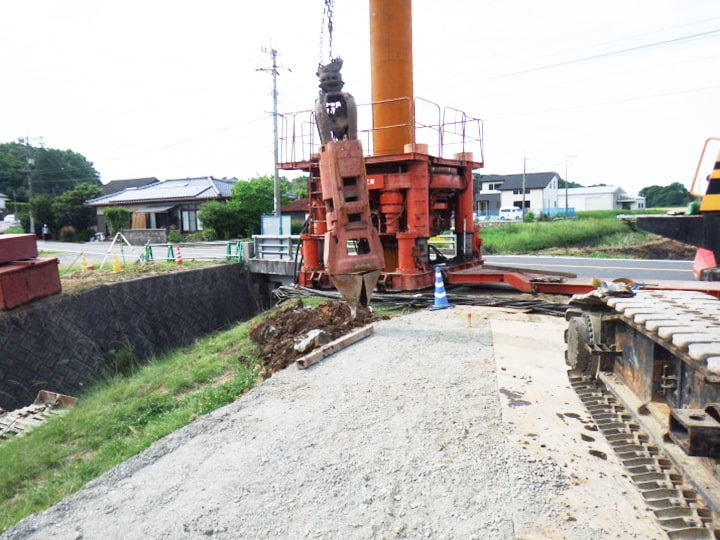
[565, 155, 577, 218]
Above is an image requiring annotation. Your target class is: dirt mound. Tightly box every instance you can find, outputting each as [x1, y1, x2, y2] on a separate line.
[249, 299, 385, 376]
[599, 237, 695, 260]
[539, 237, 695, 260]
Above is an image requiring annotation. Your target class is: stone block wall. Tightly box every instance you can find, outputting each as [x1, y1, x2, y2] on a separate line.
[0, 264, 261, 410]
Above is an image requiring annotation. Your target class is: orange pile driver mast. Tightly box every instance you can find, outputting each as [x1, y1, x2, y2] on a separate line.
[295, 0, 484, 293]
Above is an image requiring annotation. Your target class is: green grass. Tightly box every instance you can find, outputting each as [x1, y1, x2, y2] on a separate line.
[480, 212, 648, 255]
[0, 317, 262, 533]
[0, 297, 398, 534]
[0, 213, 666, 533]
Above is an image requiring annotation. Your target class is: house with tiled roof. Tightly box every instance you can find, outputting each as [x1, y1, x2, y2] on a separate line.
[101, 177, 159, 196]
[87, 176, 238, 241]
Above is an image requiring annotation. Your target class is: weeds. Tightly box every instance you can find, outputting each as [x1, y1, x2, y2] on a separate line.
[480, 214, 636, 255]
[0, 320, 261, 534]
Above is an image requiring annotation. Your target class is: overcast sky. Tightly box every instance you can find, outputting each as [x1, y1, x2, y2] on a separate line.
[2, 0, 720, 196]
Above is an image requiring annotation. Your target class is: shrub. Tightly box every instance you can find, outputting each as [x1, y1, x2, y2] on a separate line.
[76, 229, 95, 242]
[59, 226, 76, 242]
[104, 207, 131, 235]
[186, 229, 217, 242]
[167, 227, 183, 243]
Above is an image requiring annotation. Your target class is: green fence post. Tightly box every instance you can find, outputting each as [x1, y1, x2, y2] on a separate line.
[166, 244, 174, 263]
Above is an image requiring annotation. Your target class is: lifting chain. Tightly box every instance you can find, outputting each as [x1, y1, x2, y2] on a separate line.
[319, 0, 334, 65]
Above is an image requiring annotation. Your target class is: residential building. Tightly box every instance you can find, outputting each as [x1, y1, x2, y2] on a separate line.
[87, 176, 237, 240]
[101, 177, 159, 196]
[559, 186, 645, 211]
[475, 172, 560, 216]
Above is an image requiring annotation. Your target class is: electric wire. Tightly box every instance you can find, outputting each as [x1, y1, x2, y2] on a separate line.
[272, 285, 570, 317]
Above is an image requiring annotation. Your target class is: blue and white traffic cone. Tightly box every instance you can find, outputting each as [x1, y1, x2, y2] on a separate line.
[429, 266, 453, 310]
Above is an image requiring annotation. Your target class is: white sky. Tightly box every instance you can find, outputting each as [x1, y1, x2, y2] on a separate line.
[2, 0, 720, 196]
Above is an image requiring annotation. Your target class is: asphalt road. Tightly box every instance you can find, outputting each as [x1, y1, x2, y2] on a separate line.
[38, 240, 237, 268]
[37, 241, 695, 282]
[484, 254, 695, 282]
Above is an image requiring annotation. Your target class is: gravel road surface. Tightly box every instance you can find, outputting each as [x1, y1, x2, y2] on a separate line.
[1, 307, 665, 539]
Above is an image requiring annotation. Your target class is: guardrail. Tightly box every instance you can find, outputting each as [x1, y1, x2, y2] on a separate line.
[250, 234, 458, 260]
[252, 235, 301, 260]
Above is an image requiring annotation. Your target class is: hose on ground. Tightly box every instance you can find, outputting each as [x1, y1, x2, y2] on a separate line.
[272, 285, 570, 317]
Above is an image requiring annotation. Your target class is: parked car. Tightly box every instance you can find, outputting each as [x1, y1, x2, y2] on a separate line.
[498, 207, 523, 221]
[0, 214, 20, 232]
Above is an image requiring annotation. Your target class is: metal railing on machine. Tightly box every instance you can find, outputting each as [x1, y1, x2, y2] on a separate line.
[277, 97, 483, 164]
[249, 233, 457, 260]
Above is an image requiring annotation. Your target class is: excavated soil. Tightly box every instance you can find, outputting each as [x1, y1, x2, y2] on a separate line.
[248, 299, 386, 375]
[538, 236, 695, 259]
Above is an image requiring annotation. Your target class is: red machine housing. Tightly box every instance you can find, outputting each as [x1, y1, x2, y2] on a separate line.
[285, 135, 483, 292]
[279, 0, 485, 292]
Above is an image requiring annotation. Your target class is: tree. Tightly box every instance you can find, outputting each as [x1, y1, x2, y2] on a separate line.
[287, 175, 309, 199]
[639, 182, 693, 208]
[103, 207, 131, 235]
[33, 147, 100, 195]
[197, 201, 243, 239]
[0, 142, 32, 200]
[228, 176, 289, 237]
[51, 182, 103, 232]
[30, 195, 56, 233]
[197, 176, 290, 239]
[558, 178, 583, 189]
[0, 141, 100, 201]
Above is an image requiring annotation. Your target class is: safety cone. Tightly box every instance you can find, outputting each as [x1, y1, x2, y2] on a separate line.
[429, 266, 453, 310]
[175, 245, 183, 265]
[80, 254, 88, 270]
[112, 254, 121, 273]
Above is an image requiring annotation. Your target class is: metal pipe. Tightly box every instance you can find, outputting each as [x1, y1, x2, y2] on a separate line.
[369, 0, 414, 156]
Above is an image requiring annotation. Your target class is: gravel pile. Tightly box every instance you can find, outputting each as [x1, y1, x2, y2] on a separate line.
[1, 307, 663, 539]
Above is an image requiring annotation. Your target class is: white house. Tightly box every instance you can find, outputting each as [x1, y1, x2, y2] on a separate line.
[559, 186, 645, 211]
[0, 193, 8, 212]
[475, 172, 560, 215]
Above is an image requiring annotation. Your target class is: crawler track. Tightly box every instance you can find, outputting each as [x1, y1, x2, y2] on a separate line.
[570, 374, 720, 539]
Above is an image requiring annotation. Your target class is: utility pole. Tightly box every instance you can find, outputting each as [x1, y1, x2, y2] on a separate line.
[565, 155, 577, 218]
[18, 137, 35, 235]
[521, 157, 527, 217]
[257, 45, 290, 222]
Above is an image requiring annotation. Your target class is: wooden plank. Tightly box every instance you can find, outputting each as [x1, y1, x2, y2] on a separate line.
[296, 325, 375, 369]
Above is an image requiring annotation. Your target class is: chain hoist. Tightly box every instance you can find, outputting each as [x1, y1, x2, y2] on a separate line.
[319, 0, 334, 65]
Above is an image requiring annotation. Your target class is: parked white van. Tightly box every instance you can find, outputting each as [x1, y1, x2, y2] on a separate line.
[498, 207, 523, 221]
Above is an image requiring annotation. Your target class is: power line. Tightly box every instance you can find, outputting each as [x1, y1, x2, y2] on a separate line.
[435, 28, 720, 90]
[484, 83, 720, 121]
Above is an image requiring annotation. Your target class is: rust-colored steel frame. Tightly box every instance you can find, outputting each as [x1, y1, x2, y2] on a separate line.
[293, 148, 483, 292]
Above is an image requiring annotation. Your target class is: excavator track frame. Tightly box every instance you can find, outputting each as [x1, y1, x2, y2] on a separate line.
[566, 289, 720, 536]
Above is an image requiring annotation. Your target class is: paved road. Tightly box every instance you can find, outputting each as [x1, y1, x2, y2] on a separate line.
[38, 241, 695, 282]
[484, 254, 695, 282]
[38, 240, 238, 268]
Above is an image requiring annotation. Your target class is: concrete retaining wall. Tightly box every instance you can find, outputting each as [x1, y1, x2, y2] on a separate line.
[0, 264, 261, 410]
